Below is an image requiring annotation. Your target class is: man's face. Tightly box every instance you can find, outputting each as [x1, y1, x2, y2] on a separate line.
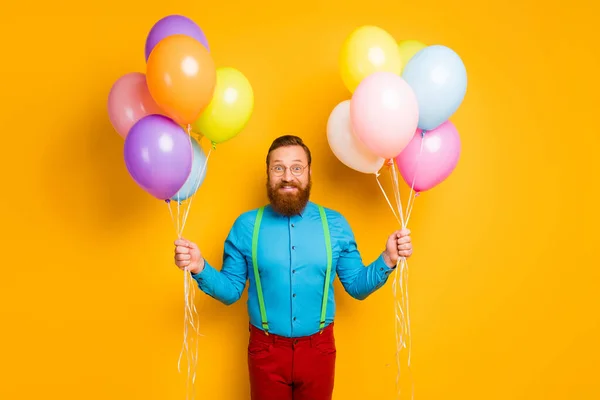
[266, 145, 311, 216]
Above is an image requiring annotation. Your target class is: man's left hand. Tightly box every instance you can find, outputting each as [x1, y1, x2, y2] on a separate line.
[383, 228, 413, 267]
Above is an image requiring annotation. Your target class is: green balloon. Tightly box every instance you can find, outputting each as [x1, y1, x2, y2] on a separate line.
[192, 67, 254, 145]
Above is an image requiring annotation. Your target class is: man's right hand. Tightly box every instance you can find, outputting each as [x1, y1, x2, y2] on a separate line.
[174, 238, 204, 274]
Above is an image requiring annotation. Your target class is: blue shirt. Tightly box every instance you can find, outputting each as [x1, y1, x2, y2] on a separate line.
[192, 201, 395, 337]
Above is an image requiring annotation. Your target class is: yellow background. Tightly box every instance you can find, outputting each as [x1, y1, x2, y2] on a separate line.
[1, 1, 599, 399]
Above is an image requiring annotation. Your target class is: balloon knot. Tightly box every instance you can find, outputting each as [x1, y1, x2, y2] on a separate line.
[415, 192, 421, 197]
[385, 158, 394, 166]
[421, 130, 426, 138]
[165, 199, 171, 204]
[211, 141, 217, 150]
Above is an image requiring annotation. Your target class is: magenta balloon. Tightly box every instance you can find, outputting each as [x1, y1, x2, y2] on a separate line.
[124, 114, 192, 200]
[394, 120, 461, 192]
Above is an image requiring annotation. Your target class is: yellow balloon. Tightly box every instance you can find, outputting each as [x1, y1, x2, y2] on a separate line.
[192, 67, 254, 144]
[339, 25, 402, 93]
[398, 40, 427, 74]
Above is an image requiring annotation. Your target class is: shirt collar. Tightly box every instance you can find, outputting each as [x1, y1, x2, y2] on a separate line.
[296, 200, 314, 218]
[268, 201, 312, 219]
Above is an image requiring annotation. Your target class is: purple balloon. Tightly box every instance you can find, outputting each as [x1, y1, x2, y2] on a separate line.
[124, 114, 193, 200]
[145, 15, 209, 61]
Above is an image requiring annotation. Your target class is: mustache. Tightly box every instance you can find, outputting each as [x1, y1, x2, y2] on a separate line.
[276, 181, 299, 189]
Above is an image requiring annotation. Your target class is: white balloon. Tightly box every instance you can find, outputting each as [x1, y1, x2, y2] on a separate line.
[326, 100, 385, 174]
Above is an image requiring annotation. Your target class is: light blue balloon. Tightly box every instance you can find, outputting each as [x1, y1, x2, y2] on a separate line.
[402, 45, 467, 131]
[171, 137, 208, 202]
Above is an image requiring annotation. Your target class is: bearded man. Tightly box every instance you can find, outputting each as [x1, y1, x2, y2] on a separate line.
[173, 135, 413, 400]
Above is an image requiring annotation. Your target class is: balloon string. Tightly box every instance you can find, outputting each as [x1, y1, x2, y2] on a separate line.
[395, 131, 426, 400]
[181, 267, 202, 400]
[388, 159, 419, 400]
[389, 161, 406, 229]
[166, 131, 212, 400]
[399, 257, 414, 400]
[176, 230, 201, 399]
[404, 131, 425, 226]
[177, 198, 181, 237]
[388, 161, 408, 399]
[168, 201, 190, 395]
[167, 201, 176, 233]
[375, 160, 417, 399]
[375, 171, 402, 226]
[169, 202, 193, 400]
[392, 264, 405, 397]
[405, 192, 417, 228]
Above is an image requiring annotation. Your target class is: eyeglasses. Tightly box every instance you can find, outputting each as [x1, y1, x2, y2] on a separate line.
[269, 164, 307, 177]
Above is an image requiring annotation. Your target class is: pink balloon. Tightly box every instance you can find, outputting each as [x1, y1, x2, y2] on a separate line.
[395, 120, 461, 192]
[350, 71, 419, 159]
[107, 72, 164, 139]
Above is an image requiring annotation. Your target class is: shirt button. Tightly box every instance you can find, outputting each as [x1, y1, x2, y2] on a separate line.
[292, 246, 296, 250]
[291, 223, 295, 228]
[293, 294, 296, 297]
[292, 270, 296, 274]
[293, 317, 297, 321]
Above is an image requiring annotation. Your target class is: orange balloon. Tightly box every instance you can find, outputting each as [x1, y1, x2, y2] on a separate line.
[146, 34, 217, 125]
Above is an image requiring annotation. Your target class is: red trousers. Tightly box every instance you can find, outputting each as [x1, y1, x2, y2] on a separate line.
[247, 323, 337, 400]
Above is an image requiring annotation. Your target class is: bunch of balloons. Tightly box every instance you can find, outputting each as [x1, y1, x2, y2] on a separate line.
[327, 25, 466, 193]
[107, 15, 254, 202]
[329, 26, 468, 397]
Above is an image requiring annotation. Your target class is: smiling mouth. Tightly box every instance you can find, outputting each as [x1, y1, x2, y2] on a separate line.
[279, 185, 298, 191]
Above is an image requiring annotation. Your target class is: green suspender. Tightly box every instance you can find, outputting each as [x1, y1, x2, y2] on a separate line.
[251, 205, 333, 335]
[252, 207, 269, 332]
[318, 205, 333, 332]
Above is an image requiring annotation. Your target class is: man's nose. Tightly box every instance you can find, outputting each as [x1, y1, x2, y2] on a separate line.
[282, 168, 294, 180]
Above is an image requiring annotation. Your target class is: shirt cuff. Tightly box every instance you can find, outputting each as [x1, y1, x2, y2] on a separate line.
[374, 253, 396, 280]
[191, 260, 215, 288]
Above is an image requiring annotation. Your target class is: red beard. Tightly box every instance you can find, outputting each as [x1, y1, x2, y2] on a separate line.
[267, 178, 311, 216]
